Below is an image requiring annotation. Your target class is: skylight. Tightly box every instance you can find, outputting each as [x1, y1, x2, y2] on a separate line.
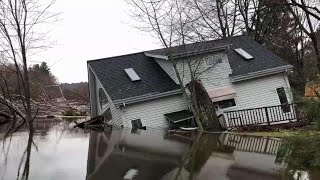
[124, 68, 141, 81]
[234, 48, 254, 60]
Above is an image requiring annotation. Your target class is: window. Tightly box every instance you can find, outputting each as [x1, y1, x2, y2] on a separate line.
[99, 88, 108, 108]
[276, 87, 290, 112]
[103, 108, 112, 122]
[131, 119, 142, 129]
[124, 68, 141, 81]
[217, 99, 236, 109]
[205, 57, 222, 66]
[234, 48, 254, 60]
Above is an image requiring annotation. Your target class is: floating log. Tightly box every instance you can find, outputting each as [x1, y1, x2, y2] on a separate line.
[74, 115, 104, 129]
[0, 112, 10, 125]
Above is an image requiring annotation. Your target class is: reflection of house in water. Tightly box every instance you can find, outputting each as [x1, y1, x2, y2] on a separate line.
[219, 134, 285, 179]
[86, 130, 285, 180]
[86, 128, 191, 180]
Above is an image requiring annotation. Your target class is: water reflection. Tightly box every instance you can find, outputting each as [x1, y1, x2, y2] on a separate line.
[1, 121, 320, 180]
[86, 129, 288, 180]
[0, 120, 90, 180]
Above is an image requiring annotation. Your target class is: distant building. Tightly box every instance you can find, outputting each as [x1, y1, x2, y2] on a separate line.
[87, 36, 293, 129]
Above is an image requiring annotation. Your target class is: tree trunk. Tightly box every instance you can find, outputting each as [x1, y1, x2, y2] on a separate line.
[190, 82, 204, 130]
[311, 36, 320, 74]
[187, 80, 223, 131]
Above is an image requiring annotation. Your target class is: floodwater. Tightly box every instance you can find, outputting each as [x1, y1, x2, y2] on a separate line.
[0, 120, 319, 180]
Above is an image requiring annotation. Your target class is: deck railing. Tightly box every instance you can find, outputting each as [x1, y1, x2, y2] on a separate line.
[224, 134, 282, 155]
[225, 104, 300, 128]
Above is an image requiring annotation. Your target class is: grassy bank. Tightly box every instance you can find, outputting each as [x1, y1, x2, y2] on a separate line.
[231, 129, 320, 138]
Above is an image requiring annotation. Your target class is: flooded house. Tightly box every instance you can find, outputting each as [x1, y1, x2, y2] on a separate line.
[87, 35, 294, 129]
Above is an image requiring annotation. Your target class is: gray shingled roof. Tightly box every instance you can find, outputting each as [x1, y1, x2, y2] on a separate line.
[147, 36, 291, 77]
[88, 36, 291, 101]
[226, 36, 291, 76]
[88, 53, 181, 101]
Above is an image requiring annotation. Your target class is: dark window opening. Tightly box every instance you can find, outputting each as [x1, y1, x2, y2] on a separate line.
[276, 87, 290, 113]
[217, 99, 236, 109]
[131, 119, 142, 129]
[168, 118, 196, 130]
[131, 119, 144, 133]
[99, 88, 108, 108]
[103, 108, 112, 122]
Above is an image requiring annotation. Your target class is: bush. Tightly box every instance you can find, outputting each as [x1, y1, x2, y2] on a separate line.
[62, 108, 76, 116]
[300, 98, 320, 129]
[62, 108, 87, 116]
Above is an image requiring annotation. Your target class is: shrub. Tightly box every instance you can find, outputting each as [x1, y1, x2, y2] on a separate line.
[62, 108, 76, 116]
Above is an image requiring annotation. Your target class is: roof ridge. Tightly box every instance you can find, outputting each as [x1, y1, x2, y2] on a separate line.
[87, 51, 146, 63]
[87, 35, 249, 63]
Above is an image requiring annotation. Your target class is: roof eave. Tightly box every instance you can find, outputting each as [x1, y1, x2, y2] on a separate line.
[113, 89, 182, 106]
[171, 45, 230, 59]
[145, 44, 230, 60]
[144, 53, 168, 60]
[230, 65, 293, 82]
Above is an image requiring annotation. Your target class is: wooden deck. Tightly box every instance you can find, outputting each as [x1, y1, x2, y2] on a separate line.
[224, 104, 302, 128]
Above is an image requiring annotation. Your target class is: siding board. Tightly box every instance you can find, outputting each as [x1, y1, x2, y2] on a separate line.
[92, 70, 124, 127]
[175, 53, 233, 90]
[233, 73, 292, 110]
[155, 58, 178, 84]
[121, 94, 189, 128]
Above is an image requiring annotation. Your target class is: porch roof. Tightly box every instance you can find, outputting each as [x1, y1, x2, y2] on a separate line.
[208, 86, 236, 102]
[164, 110, 194, 123]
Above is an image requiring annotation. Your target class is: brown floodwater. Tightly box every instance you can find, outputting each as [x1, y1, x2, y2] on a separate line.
[0, 119, 319, 180]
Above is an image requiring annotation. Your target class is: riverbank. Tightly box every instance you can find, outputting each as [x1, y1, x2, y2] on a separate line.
[230, 129, 320, 138]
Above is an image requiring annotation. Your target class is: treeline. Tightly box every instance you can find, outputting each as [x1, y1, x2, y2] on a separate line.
[0, 62, 88, 102]
[60, 82, 89, 102]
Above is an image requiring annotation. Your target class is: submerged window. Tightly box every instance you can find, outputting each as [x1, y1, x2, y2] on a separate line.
[234, 48, 254, 60]
[124, 68, 141, 81]
[276, 87, 290, 112]
[217, 99, 236, 109]
[103, 108, 112, 122]
[99, 88, 108, 108]
[131, 119, 142, 129]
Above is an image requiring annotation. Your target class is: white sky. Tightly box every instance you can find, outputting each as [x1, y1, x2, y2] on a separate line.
[33, 0, 160, 83]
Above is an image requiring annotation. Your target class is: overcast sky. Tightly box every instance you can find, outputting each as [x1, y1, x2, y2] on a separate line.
[33, 0, 160, 83]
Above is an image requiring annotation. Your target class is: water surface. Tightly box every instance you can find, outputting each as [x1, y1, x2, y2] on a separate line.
[0, 120, 319, 180]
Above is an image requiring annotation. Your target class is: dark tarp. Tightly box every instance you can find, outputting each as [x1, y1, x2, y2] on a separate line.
[164, 110, 194, 123]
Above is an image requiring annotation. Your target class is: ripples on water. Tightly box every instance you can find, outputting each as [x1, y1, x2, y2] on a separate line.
[0, 119, 319, 180]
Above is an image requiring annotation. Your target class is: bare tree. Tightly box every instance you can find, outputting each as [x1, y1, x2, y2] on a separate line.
[0, 0, 57, 132]
[192, 0, 240, 39]
[129, 0, 225, 131]
[285, 0, 320, 73]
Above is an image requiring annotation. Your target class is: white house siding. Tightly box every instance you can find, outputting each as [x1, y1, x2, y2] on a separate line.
[155, 58, 178, 83]
[88, 68, 98, 117]
[120, 94, 189, 128]
[89, 66, 124, 127]
[223, 73, 294, 127]
[155, 52, 233, 91]
[175, 52, 233, 90]
[233, 73, 292, 110]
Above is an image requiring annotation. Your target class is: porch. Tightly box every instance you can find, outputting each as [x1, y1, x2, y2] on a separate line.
[224, 104, 301, 129]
